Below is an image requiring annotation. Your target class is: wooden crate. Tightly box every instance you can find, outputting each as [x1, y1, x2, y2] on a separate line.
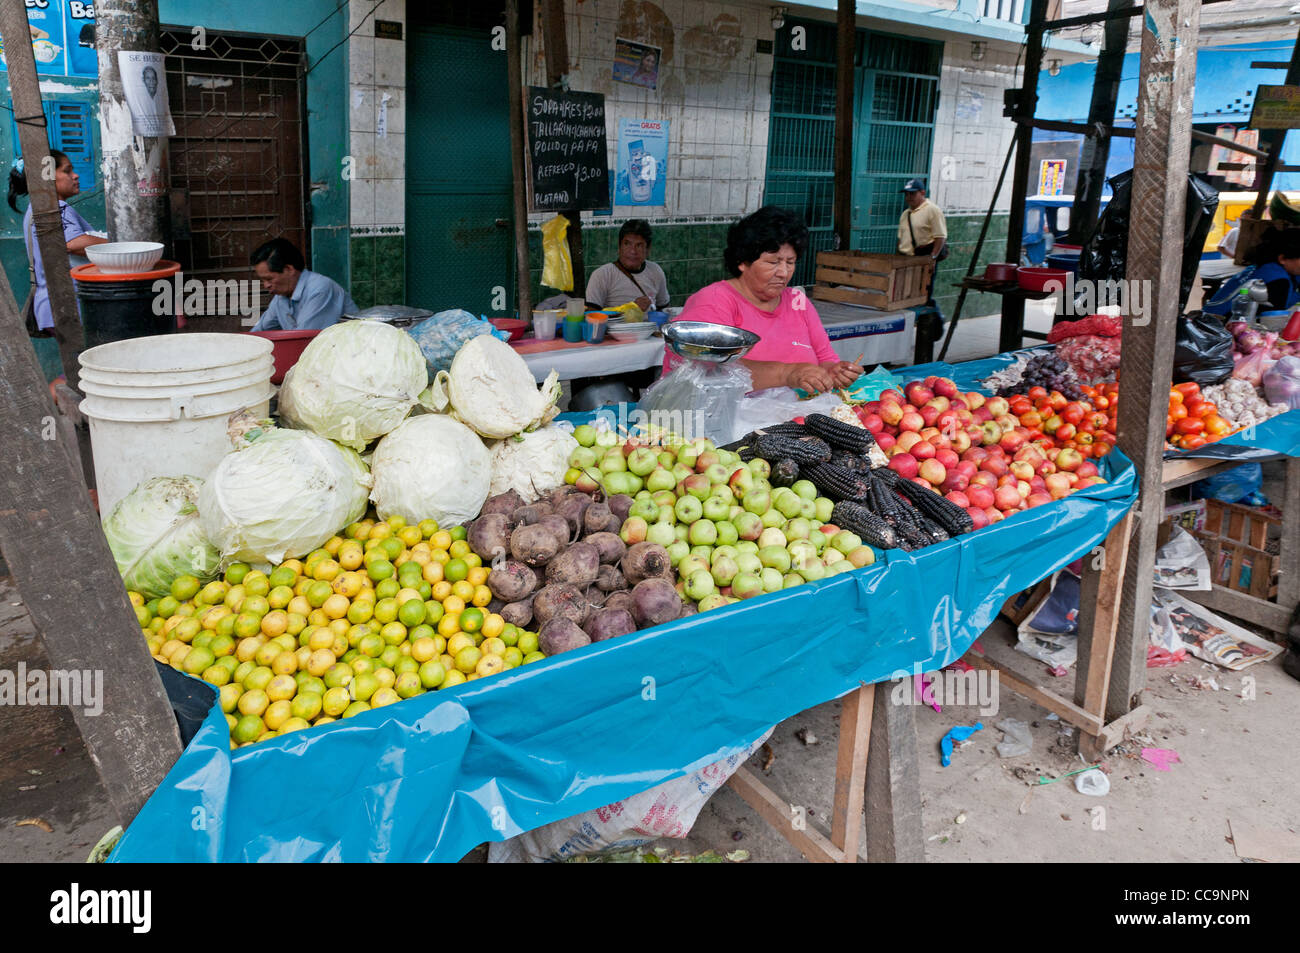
[811, 251, 933, 311]
[1189, 500, 1280, 599]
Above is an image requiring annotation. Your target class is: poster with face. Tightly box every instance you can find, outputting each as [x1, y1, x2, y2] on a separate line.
[613, 38, 661, 90]
[118, 50, 176, 137]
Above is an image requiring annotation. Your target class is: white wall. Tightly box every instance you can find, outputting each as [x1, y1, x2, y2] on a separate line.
[524, 0, 777, 225]
[348, 0, 406, 236]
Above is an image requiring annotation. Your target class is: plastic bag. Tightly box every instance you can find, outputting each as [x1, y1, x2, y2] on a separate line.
[1152, 525, 1211, 591]
[1173, 311, 1235, 386]
[1231, 331, 1277, 387]
[995, 718, 1032, 758]
[487, 729, 773, 862]
[1055, 334, 1121, 385]
[541, 215, 574, 292]
[1190, 463, 1262, 503]
[1079, 170, 1219, 314]
[639, 360, 755, 446]
[1262, 354, 1300, 408]
[733, 388, 844, 437]
[407, 309, 503, 377]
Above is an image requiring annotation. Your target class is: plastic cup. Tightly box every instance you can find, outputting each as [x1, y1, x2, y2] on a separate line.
[582, 316, 608, 343]
[563, 315, 584, 342]
[531, 310, 559, 339]
[566, 297, 586, 316]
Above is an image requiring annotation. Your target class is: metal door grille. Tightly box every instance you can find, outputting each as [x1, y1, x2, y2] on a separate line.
[160, 29, 307, 295]
[764, 19, 941, 285]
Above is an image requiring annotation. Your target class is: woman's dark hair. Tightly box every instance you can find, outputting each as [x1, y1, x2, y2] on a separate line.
[1253, 226, 1300, 265]
[8, 149, 70, 213]
[250, 237, 306, 273]
[723, 206, 809, 276]
[618, 219, 653, 247]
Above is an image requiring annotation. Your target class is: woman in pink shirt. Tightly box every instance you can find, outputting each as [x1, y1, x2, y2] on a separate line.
[663, 206, 862, 393]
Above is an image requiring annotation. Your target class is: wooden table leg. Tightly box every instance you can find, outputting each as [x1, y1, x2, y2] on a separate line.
[864, 677, 924, 862]
[1078, 512, 1133, 760]
[829, 683, 873, 862]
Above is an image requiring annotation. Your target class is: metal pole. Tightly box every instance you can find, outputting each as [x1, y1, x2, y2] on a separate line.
[1108, 0, 1202, 722]
[833, 0, 855, 250]
[506, 0, 532, 319]
[95, 0, 172, 248]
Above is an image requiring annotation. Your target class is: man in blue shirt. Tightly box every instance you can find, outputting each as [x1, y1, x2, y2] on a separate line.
[249, 238, 357, 331]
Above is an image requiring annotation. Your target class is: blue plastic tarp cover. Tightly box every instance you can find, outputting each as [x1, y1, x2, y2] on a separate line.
[112, 448, 1137, 863]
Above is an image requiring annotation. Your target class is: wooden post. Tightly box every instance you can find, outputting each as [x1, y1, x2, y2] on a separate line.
[1106, 0, 1201, 722]
[0, 3, 86, 392]
[999, 0, 1049, 354]
[506, 0, 532, 319]
[1248, 27, 1300, 221]
[1066, 0, 1134, 246]
[832, 0, 855, 250]
[541, 0, 584, 293]
[0, 253, 183, 830]
[864, 677, 922, 862]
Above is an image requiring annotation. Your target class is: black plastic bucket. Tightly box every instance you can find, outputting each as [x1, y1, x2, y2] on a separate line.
[74, 277, 177, 350]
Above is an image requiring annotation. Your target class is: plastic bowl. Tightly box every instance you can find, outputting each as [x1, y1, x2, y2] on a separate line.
[983, 263, 1019, 282]
[490, 318, 527, 342]
[85, 241, 164, 274]
[662, 320, 760, 363]
[249, 328, 321, 384]
[1017, 266, 1070, 292]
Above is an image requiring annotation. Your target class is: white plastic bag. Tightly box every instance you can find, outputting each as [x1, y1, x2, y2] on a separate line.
[487, 729, 773, 863]
[733, 388, 844, 439]
[638, 361, 754, 446]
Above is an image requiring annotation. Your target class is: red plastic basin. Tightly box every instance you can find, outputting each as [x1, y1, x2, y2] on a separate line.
[490, 318, 527, 342]
[249, 328, 321, 384]
[1017, 266, 1070, 292]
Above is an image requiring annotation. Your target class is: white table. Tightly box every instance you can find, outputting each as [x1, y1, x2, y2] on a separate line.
[810, 298, 917, 366]
[520, 336, 666, 383]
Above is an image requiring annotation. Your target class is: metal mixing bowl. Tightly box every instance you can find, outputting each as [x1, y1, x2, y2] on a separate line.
[662, 321, 760, 364]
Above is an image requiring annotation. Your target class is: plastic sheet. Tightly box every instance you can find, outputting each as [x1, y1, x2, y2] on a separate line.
[111, 447, 1137, 862]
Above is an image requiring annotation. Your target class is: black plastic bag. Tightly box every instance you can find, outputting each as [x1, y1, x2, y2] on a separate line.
[1172, 310, 1234, 385]
[1079, 170, 1219, 314]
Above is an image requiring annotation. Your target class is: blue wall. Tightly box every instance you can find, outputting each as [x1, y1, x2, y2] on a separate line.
[1036, 40, 1299, 192]
[1, 0, 350, 309]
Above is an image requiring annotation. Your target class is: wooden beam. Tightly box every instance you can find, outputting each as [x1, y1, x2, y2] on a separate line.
[966, 654, 1104, 734]
[1000, 0, 1050, 354]
[1181, 584, 1293, 634]
[1068, 0, 1136, 247]
[833, 0, 855, 250]
[0, 236, 183, 831]
[864, 677, 923, 862]
[1109, 0, 1202, 723]
[1040, 0, 1231, 32]
[829, 684, 872, 862]
[506, 0, 532, 319]
[541, 0, 584, 293]
[1276, 455, 1300, 617]
[1250, 29, 1300, 221]
[727, 768, 846, 863]
[1079, 705, 1151, 761]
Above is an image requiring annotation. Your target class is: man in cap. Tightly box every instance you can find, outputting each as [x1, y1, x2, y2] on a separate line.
[896, 178, 947, 305]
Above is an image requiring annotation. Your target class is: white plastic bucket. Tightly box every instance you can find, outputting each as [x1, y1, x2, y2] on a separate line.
[79, 333, 275, 514]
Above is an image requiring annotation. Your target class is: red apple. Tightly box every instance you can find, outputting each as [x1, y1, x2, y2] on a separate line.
[933, 377, 960, 399]
[1045, 473, 1073, 499]
[1014, 445, 1046, 466]
[923, 375, 940, 389]
[862, 413, 884, 434]
[966, 506, 990, 530]
[986, 507, 1005, 524]
[955, 460, 978, 480]
[875, 432, 896, 452]
[986, 396, 1010, 418]
[911, 440, 937, 461]
[895, 431, 923, 454]
[1074, 476, 1107, 489]
[1056, 448, 1084, 472]
[863, 400, 882, 416]
[879, 389, 904, 405]
[899, 411, 924, 433]
[925, 396, 951, 414]
[941, 473, 970, 495]
[950, 429, 972, 454]
[1035, 458, 1056, 477]
[1076, 461, 1100, 479]
[1010, 460, 1034, 482]
[967, 484, 996, 509]
[994, 485, 1023, 511]
[943, 491, 970, 510]
[904, 382, 934, 406]
[981, 455, 1010, 478]
[950, 398, 969, 413]
[1026, 491, 1054, 508]
[999, 430, 1026, 454]
[997, 473, 1019, 489]
[962, 446, 989, 465]
[965, 391, 986, 411]
[1016, 480, 1032, 499]
[879, 402, 905, 427]
[995, 414, 1020, 434]
[920, 405, 942, 428]
[919, 459, 947, 486]
[934, 448, 960, 471]
[889, 453, 919, 480]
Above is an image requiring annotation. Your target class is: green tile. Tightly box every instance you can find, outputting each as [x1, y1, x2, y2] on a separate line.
[350, 235, 374, 284]
[375, 259, 404, 304]
[375, 234, 403, 264]
[351, 280, 375, 310]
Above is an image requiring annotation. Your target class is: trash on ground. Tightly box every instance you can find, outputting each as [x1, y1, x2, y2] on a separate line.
[939, 722, 984, 767]
[995, 718, 1032, 758]
[15, 818, 52, 833]
[1141, 747, 1182, 772]
[794, 727, 818, 746]
[1074, 768, 1111, 796]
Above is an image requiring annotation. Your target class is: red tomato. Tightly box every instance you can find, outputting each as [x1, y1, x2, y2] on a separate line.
[1174, 382, 1200, 399]
[1175, 417, 1205, 436]
[1027, 386, 1047, 401]
[1181, 434, 1208, 450]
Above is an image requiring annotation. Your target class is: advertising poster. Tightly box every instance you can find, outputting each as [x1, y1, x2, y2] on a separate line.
[613, 38, 660, 90]
[0, 1, 97, 78]
[615, 118, 669, 207]
[1038, 158, 1066, 196]
[118, 50, 176, 137]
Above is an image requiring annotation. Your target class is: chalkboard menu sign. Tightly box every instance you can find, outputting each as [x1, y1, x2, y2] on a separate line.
[525, 87, 610, 211]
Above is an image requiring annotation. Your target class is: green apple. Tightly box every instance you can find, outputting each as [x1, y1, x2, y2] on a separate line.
[666, 541, 691, 566]
[678, 555, 710, 580]
[702, 496, 731, 522]
[595, 430, 620, 449]
[782, 572, 804, 589]
[600, 449, 628, 474]
[629, 498, 660, 522]
[758, 545, 791, 573]
[647, 468, 677, 493]
[647, 522, 676, 547]
[711, 556, 739, 587]
[574, 424, 598, 447]
[814, 497, 835, 522]
[791, 479, 818, 501]
[684, 569, 716, 602]
[775, 492, 803, 519]
[688, 519, 718, 546]
[570, 446, 598, 469]
[674, 494, 703, 524]
[760, 568, 784, 593]
[735, 552, 763, 575]
[734, 540, 759, 555]
[714, 521, 739, 546]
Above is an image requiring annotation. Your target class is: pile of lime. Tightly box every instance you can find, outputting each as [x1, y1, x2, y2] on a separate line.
[133, 515, 545, 747]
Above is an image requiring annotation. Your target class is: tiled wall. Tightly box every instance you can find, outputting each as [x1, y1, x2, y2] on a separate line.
[929, 42, 1021, 216]
[348, 0, 406, 307]
[932, 214, 1012, 318]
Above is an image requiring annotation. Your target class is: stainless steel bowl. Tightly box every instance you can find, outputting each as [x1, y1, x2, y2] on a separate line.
[662, 320, 760, 364]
